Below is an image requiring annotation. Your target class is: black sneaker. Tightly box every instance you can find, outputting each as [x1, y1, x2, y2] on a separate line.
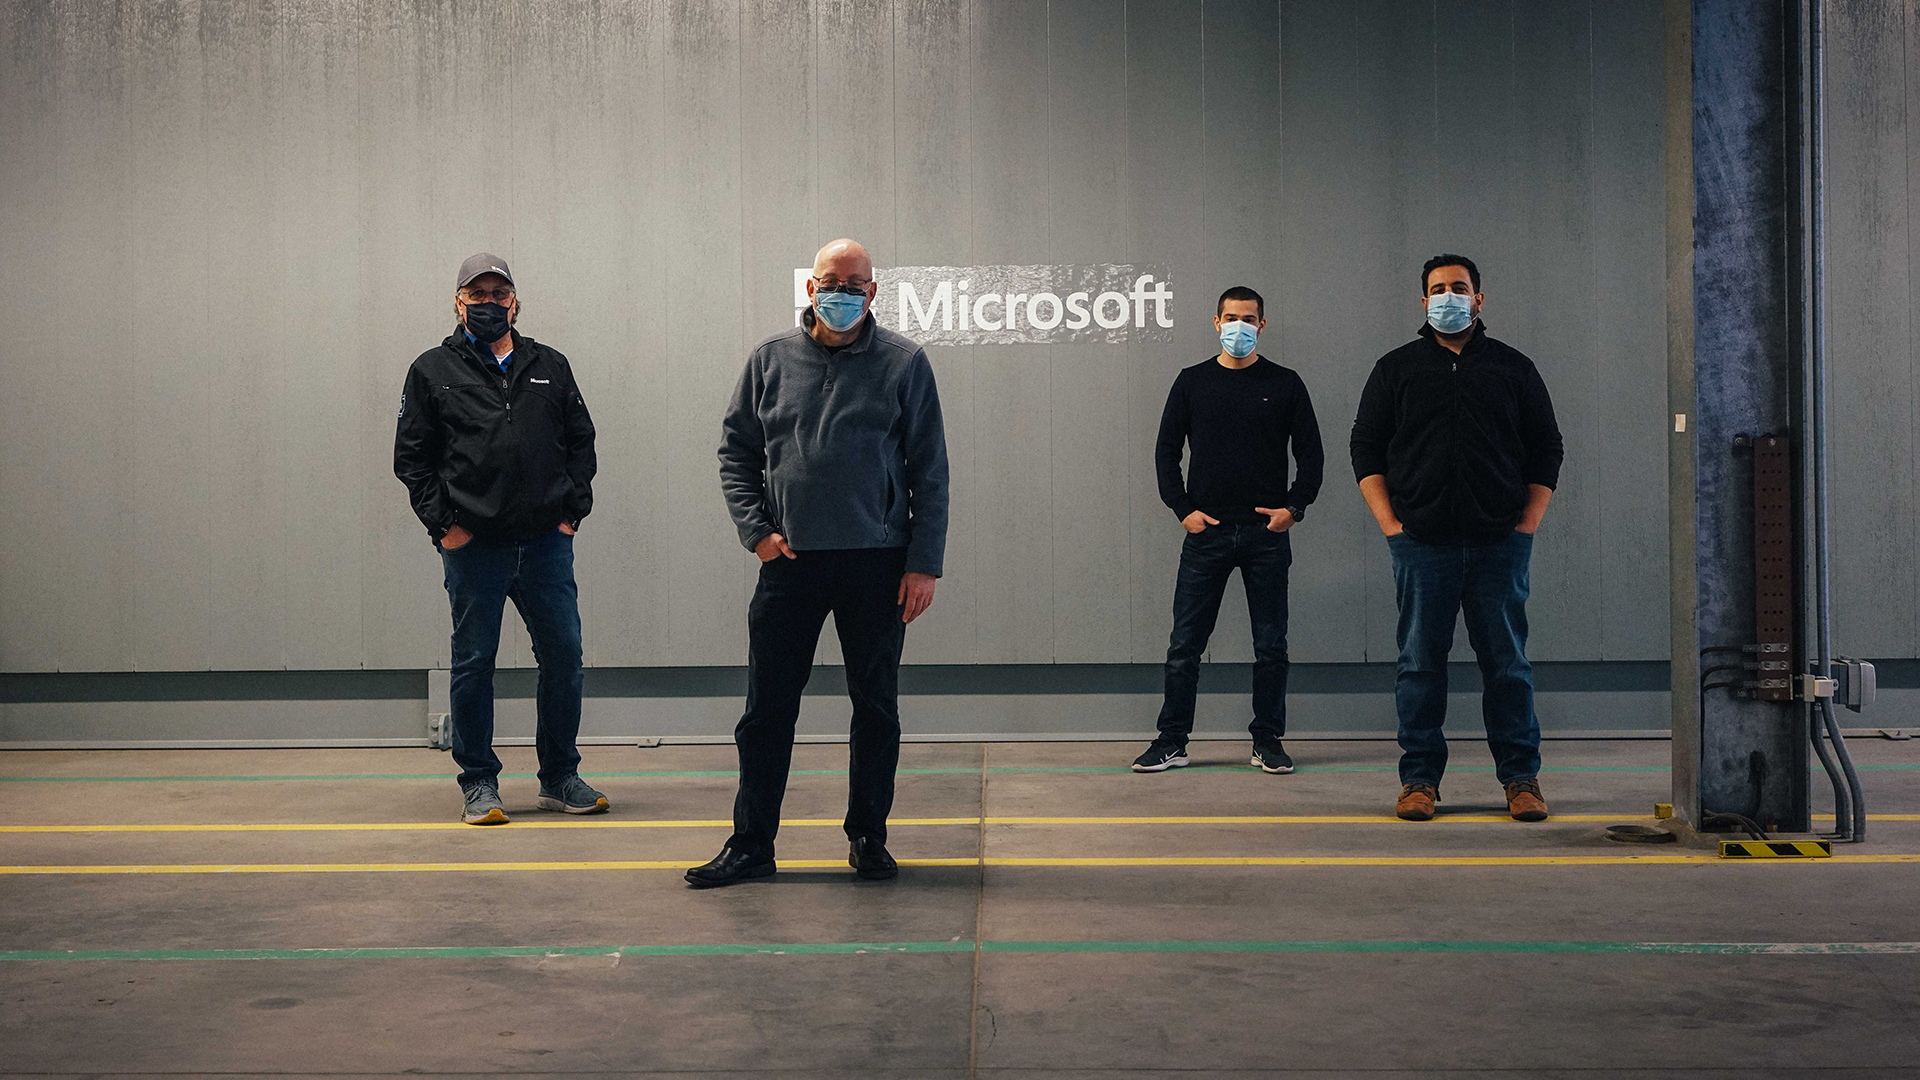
[1131, 740, 1190, 773]
[1252, 740, 1295, 775]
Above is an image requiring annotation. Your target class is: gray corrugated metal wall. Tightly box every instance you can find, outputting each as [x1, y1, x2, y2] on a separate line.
[1825, 0, 1919, 661]
[0, 0, 1898, 688]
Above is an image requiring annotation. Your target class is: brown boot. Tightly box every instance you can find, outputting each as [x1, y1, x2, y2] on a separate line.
[1395, 783, 1438, 821]
[1505, 778, 1549, 822]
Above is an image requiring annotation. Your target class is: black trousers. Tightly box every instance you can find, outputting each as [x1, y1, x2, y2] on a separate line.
[728, 547, 909, 858]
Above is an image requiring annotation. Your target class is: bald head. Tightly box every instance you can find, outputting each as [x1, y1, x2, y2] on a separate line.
[813, 238, 872, 281]
[805, 238, 878, 342]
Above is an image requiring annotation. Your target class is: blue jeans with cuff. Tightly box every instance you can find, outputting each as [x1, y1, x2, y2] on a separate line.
[1388, 529, 1540, 789]
[439, 527, 584, 791]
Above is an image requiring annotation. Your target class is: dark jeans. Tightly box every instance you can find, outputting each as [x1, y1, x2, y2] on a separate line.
[1155, 523, 1292, 744]
[439, 527, 584, 790]
[1388, 529, 1540, 788]
[729, 547, 910, 858]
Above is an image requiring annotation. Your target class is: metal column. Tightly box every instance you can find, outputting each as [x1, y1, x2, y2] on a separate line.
[1674, 0, 1809, 832]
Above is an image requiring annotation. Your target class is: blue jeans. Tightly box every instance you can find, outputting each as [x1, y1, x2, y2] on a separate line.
[1156, 523, 1292, 743]
[1388, 529, 1540, 788]
[439, 528, 584, 790]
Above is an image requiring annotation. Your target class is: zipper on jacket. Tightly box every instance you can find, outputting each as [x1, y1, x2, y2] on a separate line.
[1449, 351, 1458, 523]
[503, 376, 511, 423]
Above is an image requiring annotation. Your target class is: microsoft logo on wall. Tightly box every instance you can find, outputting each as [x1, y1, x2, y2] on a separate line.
[793, 265, 1174, 346]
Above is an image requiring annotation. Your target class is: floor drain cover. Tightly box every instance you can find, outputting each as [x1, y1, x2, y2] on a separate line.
[1605, 824, 1676, 843]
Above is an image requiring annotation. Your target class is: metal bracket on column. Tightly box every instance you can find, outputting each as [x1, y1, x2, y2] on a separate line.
[1751, 434, 1796, 702]
[426, 668, 453, 751]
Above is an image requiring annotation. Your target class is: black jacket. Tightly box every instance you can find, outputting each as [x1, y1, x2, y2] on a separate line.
[1349, 323, 1563, 546]
[394, 329, 596, 543]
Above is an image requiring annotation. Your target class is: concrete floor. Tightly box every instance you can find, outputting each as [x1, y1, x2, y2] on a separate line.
[1, 736, 1917, 1078]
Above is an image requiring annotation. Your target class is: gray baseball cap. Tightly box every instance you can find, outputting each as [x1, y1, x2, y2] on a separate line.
[456, 253, 514, 290]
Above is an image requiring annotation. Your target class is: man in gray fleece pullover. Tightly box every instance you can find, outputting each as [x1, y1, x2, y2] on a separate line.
[688, 238, 950, 888]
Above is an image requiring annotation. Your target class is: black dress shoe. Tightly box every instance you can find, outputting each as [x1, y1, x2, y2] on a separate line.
[685, 847, 776, 888]
[849, 837, 898, 880]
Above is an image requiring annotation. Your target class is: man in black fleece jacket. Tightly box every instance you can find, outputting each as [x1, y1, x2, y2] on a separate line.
[1349, 254, 1563, 824]
[1136, 286, 1323, 776]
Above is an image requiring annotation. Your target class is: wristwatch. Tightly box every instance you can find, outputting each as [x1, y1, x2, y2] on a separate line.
[1286, 506, 1307, 523]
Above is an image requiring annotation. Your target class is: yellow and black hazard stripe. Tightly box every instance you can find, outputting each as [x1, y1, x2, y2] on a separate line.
[1718, 839, 1833, 859]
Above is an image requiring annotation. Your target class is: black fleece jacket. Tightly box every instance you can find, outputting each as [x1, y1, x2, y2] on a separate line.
[1349, 323, 1563, 546]
[394, 329, 596, 543]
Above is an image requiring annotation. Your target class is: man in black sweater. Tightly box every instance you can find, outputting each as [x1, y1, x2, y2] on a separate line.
[1137, 286, 1324, 775]
[1349, 254, 1564, 823]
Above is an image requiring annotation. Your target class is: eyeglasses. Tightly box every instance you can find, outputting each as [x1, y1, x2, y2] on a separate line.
[460, 287, 516, 304]
[813, 278, 871, 294]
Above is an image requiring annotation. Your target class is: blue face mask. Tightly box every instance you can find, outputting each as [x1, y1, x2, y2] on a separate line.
[814, 287, 869, 332]
[1426, 291, 1475, 335]
[1218, 319, 1259, 359]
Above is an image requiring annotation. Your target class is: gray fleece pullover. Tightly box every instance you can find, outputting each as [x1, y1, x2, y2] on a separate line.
[719, 309, 950, 577]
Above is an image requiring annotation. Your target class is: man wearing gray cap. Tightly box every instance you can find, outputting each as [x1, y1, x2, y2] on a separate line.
[395, 253, 606, 825]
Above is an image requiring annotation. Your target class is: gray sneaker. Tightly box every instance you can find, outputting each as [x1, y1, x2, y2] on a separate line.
[537, 774, 610, 815]
[461, 780, 510, 825]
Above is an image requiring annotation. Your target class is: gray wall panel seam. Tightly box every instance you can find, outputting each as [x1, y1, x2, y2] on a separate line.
[1125, 0, 1135, 662]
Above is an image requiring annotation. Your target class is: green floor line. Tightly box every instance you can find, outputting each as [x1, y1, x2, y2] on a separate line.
[3, 764, 1915, 784]
[0, 942, 974, 961]
[4, 939, 1916, 962]
[978, 940, 1920, 955]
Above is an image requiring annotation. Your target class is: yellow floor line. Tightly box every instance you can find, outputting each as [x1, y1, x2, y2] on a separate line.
[3, 813, 1917, 834]
[989, 814, 1920, 825]
[0, 859, 967, 874]
[984, 854, 1920, 866]
[988, 815, 1627, 825]
[4, 854, 1919, 875]
[0, 820, 741, 833]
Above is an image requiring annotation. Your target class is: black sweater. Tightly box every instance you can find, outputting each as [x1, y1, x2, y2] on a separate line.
[1155, 356, 1324, 525]
[1348, 323, 1563, 546]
